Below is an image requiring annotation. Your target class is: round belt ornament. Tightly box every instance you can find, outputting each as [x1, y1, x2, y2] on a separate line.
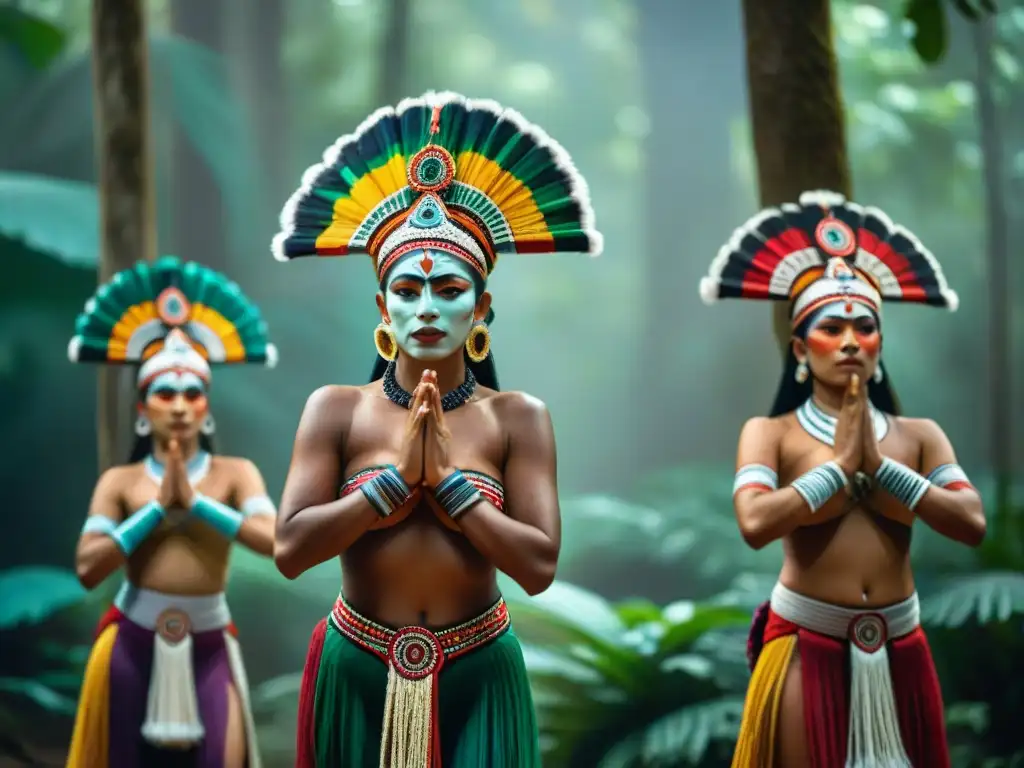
[388, 627, 444, 681]
[155, 608, 191, 644]
[848, 612, 887, 653]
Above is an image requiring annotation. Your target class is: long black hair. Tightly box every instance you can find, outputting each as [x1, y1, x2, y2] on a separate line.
[768, 312, 899, 417]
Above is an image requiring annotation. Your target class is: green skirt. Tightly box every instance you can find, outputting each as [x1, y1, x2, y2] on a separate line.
[297, 597, 541, 768]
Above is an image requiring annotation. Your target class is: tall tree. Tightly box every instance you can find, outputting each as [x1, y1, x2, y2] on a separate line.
[742, 0, 852, 352]
[91, 0, 157, 470]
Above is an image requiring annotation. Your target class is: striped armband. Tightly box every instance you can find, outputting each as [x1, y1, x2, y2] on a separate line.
[241, 495, 277, 517]
[82, 515, 118, 537]
[733, 464, 779, 496]
[790, 461, 848, 514]
[435, 470, 483, 520]
[359, 465, 411, 518]
[875, 458, 930, 511]
[108, 501, 165, 557]
[926, 463, 974, 492]
[191, 495, 245, 539]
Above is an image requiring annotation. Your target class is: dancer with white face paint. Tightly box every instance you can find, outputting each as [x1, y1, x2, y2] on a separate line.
[272, 91, 602, 768]
[700, 192, 984, 768]
[65, 256, 278, 768]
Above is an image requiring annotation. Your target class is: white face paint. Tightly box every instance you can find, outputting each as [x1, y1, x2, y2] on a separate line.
[383, 249, 479, 361]
[808, 301, 878, 331]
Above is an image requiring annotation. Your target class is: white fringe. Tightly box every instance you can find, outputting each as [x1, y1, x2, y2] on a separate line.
[141, 633, 205, 747]
[846, 644, 912, 768]
[224, 632, 262, 768]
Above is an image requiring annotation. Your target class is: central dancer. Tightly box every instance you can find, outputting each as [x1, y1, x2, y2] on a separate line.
[271, 91, 602, 767]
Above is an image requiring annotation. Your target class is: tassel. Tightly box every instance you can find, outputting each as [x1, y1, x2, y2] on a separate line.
[141, 631, 204, 746]
[379, 627, 445, 768]
[846, 643, 911, 768]
[379, 669, 436, 767]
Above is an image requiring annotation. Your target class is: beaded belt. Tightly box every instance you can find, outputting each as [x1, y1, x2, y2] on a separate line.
[328, 595, 511, 768]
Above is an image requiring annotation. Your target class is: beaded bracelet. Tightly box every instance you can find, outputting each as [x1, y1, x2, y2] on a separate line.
[875, 458, 930, 511]
[360, 465, 411, 518]
[790, 461, 848, 514]
[434, 470, 484, 520]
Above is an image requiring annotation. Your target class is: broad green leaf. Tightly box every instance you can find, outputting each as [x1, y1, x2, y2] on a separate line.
[0, 172, 98, 268]
[904, 0, 948, 64]
[0, 677, 77, 714]
[0, 566, 85, 629]
[0, 6, 66, 69]
[0, 34, 261, 257]
[920, 572, 1024, 627]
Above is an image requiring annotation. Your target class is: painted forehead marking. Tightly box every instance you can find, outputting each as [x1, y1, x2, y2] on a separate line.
[387, 249, 474, 285]
[810, 302, 878, 329]
[150, 371, 207, 391]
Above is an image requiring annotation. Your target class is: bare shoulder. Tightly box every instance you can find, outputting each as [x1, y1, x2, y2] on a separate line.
[891, 415, 946, 444]
[740, 414, 790, 442]
[301, 384, 365, 429]
[210, 454, 259, 477]
[100, 462, 142, 488]
[489, 390, 550, 423]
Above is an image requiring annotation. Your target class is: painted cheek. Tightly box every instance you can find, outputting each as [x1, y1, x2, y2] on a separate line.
[806, 332, 842, 356]
[859, 333, 881, 357]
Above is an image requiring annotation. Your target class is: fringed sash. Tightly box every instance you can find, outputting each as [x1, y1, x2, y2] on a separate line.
[329, 595, 511, 768]
[770, 583, 918, 768]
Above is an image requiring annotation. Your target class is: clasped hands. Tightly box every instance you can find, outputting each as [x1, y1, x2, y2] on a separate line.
[833, 373, 883, 483]
[157, 438, 197, 512]
[396, 369, 456, 490]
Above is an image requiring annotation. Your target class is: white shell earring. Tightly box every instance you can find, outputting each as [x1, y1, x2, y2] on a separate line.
[795, 361, 809, 384]
[201, 414, 216, 435]
[873, 364, 884, 383]
[134, 415, 152, 436]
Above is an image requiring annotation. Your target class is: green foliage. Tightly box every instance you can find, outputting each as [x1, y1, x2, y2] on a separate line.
[902, 0, 999, 64]
[0, 173, 98, 269]
[507, 582, 749, 767]
[0, 5, 64, 69]
[0, 566, 85, 629]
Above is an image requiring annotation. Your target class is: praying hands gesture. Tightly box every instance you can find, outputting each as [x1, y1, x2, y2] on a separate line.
[157, 438, 196, 510]
[421, 370, 456, 488]
[833, 374, 865, 479]
[395, 369, 456, 489]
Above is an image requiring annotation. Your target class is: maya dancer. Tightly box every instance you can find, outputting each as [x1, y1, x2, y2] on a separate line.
[699, 191, 985, 768]
[272, 90, 602, 768]
[66, 256, 278, 768]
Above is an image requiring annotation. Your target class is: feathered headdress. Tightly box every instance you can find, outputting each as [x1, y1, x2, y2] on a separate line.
[68, 255, 277, 388]
[699, 190, 959, 327]
[272, 90, 603, 281]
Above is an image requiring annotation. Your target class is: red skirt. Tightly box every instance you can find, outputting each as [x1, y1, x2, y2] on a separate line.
[735, 604, 950, 767]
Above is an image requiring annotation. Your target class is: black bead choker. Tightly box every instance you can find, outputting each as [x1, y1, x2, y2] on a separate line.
[382, 362, 477, 412]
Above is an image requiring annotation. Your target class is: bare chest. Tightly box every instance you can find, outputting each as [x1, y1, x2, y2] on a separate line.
[120, 464, 237, 518]
[344, 398, 506, 476]
[779, 421, 920, 484]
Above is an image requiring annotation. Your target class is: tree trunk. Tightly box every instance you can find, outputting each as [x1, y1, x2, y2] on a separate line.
[971, 16, 1012, 533]
[378, 0, 411, 103]
[170, 0, 227, 271]
[742, 0, 851, 351]
[91, 0, 157, 471]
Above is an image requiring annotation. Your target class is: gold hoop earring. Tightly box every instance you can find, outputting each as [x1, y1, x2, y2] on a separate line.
[795, 360, 809, 384]
[465, 322, 490, 363]
[374, 323, 397, 361]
